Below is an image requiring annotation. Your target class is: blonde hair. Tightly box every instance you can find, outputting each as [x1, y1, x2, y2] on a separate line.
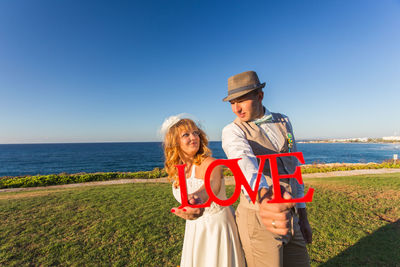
[163, 118, 211, 186]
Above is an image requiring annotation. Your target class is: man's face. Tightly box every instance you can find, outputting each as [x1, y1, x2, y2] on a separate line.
[229, 90, 264, 122]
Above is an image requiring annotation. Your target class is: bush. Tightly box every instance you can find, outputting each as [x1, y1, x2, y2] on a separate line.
[301, 161, 400, 174]
[222, 160, 400, 176]
[1, 160, 399, 189]
[0, 168, 168, 189]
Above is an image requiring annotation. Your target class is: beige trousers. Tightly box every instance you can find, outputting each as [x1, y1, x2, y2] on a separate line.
[236, 194, 310, 267]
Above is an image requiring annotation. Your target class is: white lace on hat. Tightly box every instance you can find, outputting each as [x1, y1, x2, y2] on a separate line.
[158, 113, 200, 139]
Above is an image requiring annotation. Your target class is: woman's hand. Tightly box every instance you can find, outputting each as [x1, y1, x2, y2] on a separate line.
[171, 195, 204, 220]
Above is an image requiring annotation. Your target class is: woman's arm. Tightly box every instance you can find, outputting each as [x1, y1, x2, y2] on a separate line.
[189, 157, 222, 204]
[170, 158, 222, 220]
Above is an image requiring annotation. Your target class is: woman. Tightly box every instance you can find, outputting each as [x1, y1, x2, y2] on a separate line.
[162, 115, 245, 267]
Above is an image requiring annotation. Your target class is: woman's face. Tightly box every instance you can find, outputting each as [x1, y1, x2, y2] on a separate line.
[178, 127, 200, 159]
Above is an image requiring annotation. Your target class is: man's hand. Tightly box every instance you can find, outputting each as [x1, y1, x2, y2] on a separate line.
[258, 187, 295, 235]
[298, 208, 312, 243]
[171, 195, 204, 220]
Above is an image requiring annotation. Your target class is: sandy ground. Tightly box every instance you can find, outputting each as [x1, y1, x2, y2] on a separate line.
[1, 168, 399, 194]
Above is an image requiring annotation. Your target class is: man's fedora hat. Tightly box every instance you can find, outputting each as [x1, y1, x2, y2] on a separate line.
[223, 71, 266, 102]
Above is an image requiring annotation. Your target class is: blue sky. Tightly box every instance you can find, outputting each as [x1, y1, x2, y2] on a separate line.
[0, 0, 399, 143]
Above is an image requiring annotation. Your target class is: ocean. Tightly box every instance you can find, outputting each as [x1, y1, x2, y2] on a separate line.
[0, 142, 399, 177]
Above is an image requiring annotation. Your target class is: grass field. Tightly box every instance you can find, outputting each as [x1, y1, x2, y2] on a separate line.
[1, 173, 399, 266]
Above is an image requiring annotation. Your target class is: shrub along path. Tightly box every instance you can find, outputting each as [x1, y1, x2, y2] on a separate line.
[2, 161, 399, 190]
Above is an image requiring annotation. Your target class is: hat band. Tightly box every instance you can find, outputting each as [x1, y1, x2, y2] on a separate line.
[228, 83, 262, 96]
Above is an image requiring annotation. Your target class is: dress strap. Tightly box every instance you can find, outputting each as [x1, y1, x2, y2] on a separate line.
[190, 165, 196, 178]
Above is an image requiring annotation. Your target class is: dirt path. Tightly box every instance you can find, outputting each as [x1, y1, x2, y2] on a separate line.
[302, 168, 400, 178]
[1, 168, 399, 194]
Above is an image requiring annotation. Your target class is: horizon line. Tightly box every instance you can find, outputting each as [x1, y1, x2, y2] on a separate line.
[1, 137, 398, 145]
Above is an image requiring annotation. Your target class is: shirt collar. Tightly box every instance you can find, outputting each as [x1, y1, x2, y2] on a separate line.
[252, 107, 274, 125]
[264, 107, 272, 118]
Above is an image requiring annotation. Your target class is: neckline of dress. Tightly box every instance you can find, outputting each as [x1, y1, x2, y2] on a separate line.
[189, 164, 199, 179]
[188, 165, 225, 182]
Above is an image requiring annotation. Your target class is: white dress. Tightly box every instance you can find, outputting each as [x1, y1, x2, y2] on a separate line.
[172, 165, 246, 267]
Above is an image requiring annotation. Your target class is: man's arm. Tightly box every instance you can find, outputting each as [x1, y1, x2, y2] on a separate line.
[222, 123, 269, 196]
[298, 207, 312, 243]
[294, 178, 312, 243]
[222, 123, 294, 235]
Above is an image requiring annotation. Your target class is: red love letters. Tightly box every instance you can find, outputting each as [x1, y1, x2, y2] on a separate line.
[176, 152, 314, 209]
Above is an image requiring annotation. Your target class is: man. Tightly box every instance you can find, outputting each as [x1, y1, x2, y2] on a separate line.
[221, 70, 312, 267]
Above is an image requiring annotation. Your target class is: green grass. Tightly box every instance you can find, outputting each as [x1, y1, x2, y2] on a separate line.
[0, 184, 184, 266]
[305, 173, 400, 266]
[1, 173, 399, 266]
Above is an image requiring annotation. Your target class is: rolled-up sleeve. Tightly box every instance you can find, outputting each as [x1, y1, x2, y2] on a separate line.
[222, 123, 269, 198]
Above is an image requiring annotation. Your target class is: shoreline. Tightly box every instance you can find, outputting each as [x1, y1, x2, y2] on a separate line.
[298, 141, 400, 144]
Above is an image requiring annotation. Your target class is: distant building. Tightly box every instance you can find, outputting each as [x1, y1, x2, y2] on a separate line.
[382, 136, 400, 141]
[300, 136, 399, 143]
[331, 137, 368, 143]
